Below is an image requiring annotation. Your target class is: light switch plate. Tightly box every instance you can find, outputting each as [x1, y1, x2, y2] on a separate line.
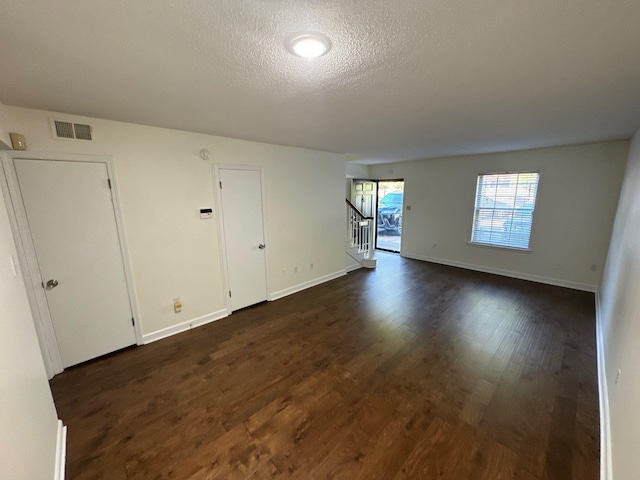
[10, 133, 26, 151]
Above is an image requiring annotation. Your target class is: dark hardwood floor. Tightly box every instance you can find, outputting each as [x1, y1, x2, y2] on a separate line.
[50, 253, 599, 479]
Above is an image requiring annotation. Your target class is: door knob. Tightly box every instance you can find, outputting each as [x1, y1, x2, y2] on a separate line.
[258, 244, 265, 250]
[45, 279, 59, 290]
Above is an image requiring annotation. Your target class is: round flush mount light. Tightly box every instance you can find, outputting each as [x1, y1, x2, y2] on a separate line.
[286, 32, 331, 58]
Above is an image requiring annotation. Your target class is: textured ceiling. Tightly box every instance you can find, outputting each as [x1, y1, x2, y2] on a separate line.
[1, 1, 640, 163]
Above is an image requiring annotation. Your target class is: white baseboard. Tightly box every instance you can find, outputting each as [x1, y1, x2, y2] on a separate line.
[595, 290, 612, 480]
[54, 420, 67, 480]
[402, 253, 598, 292]
[142, 309, 229, 344]
[270, 270, 346, 301]
[142, 270, 345, 344]
[345, 263, 362, 273]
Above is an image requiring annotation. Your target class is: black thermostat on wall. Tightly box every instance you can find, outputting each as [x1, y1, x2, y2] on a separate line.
[199, 208, 213, 219]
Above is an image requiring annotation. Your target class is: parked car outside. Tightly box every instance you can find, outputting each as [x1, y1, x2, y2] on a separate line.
[378, 192, 403, 233]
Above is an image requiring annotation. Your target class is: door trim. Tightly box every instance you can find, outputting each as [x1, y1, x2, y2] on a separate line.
[212, 164, 270, 312]
[0, 151, 143, 377]
[374, 179, 405, 254]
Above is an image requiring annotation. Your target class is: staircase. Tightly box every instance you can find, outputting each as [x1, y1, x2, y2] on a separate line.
[346, 199, 377, 269]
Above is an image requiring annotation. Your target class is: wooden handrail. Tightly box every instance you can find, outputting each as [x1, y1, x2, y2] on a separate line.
[346, 199, 374, 220]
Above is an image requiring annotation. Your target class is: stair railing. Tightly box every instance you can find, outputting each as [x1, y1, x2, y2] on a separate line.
[346, 199, 375, 259]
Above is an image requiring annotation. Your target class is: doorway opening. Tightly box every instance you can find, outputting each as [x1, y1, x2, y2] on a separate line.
[376, 180, 404, 253]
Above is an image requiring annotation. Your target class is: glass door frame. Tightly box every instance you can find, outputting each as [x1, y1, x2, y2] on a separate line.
[375, 179, 405, 253]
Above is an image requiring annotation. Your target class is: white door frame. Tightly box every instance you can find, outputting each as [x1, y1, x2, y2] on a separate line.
[0, 151, 143, 377]
[213, 164, 270, 312]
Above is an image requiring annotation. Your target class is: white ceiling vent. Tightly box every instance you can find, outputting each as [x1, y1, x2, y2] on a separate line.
[50, 119, 94, 141]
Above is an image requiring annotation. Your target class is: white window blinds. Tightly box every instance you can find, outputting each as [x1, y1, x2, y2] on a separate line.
[471, 172, 540, 250]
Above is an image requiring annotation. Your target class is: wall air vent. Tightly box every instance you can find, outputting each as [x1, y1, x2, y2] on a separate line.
[50, 119, 94, 141]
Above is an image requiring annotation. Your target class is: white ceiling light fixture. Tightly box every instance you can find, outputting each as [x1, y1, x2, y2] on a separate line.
[286, 32, 331, 58]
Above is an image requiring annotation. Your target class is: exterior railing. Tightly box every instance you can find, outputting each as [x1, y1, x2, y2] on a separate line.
[346, 199, 374, 259]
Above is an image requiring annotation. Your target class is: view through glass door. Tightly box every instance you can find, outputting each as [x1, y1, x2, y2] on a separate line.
[376, 180, 404, 252]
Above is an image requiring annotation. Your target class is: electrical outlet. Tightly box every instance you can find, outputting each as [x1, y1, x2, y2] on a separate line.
[310, 263, 314, 270]
[433, 243, 437, 249]
[590, 264, 597, 272]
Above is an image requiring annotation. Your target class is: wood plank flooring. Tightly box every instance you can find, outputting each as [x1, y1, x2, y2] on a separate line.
[50, 253, 599, 479]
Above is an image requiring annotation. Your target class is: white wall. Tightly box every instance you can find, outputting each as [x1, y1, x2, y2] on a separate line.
[370, 141, 628, 290]
[346, 162, 370, 179]
[346, 163, 371, 200]
[5, 106, 346, 337]
[0, 101, 11, 149]
[598, 128, 640, 480]
[0, 188, 60, 478]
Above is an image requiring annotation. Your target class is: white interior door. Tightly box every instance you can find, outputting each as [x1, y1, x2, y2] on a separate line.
[14, 159, 136, 368]
[353, 180, 376, 217]
[218, 168, 268, 311]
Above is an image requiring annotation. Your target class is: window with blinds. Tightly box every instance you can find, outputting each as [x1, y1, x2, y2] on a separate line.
[471, 172, 540, 250]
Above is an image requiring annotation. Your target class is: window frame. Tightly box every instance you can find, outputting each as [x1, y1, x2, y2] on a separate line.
[469, 170, 540, 251]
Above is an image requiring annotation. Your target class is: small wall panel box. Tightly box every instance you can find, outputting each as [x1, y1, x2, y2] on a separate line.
[10, 133, 26, 150]
[200, 208, 213, 219]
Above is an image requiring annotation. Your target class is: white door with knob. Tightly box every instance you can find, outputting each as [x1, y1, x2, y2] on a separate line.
[353, 180, 376, 217]
[217, 167, 268, 311]
[13, 158, 137, 368]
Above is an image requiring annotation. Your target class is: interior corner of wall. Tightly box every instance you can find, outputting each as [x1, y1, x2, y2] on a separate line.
[0, 101, 12, 149]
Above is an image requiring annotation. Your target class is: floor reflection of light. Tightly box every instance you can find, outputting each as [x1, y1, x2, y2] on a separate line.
[354, 253, 539, 369]
[442, 286, 538, 378]
[357, 263, 415, 340]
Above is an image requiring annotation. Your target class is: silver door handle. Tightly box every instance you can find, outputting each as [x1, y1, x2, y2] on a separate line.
[45, 279, 59, 290]
[258, 244, 265, 250]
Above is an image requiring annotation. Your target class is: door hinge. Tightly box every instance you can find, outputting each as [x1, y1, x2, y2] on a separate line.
[41, 281, 44, 289]
[219, 181, 222, 189]
[108, 178, 112, 189]
[131, 317, 135, 326]
[229, 290, 232, 297]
